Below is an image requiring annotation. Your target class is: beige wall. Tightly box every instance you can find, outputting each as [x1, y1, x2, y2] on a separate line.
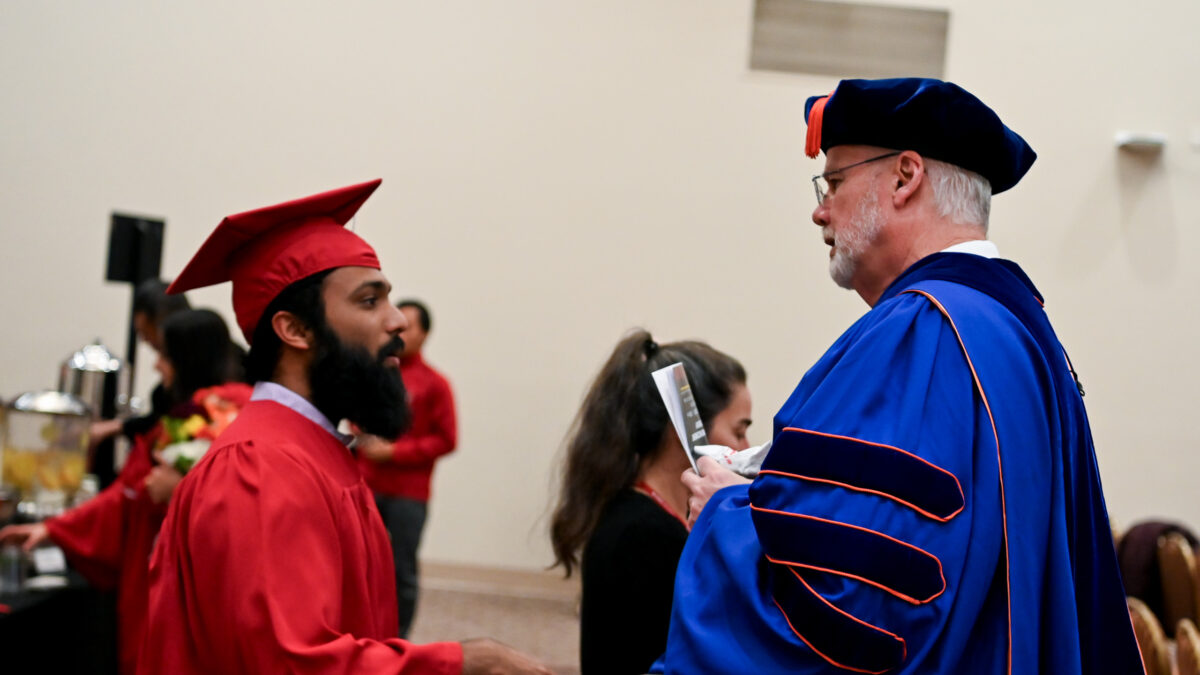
[1, 1, 1196, 570]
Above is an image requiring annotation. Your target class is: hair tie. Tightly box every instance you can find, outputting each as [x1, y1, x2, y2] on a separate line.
[643, 338, 659, 359]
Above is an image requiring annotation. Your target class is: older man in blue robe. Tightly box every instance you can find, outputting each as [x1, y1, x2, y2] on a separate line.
[659, 78, 1143, 674]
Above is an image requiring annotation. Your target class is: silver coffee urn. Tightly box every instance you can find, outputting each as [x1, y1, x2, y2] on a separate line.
[59, 340, 124, 486]
[59, 340, 122, 424]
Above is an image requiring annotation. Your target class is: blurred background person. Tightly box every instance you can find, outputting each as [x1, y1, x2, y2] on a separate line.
[88, 279, 192, 485]
[549, 329, 751, 675]
[356, 298, 458, 638]
[0, 308, 251, 675]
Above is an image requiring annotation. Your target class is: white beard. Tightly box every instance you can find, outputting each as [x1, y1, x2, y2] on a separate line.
[828, 191, 884, 290]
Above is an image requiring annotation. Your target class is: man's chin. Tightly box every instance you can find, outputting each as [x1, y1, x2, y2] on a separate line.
[307, 322, 414, 437]
[829, 256, 856, 290]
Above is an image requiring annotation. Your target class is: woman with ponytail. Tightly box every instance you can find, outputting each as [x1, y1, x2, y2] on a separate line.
[550, 329, 751, 675]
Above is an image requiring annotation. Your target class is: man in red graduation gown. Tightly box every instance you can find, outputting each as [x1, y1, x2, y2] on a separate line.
[139, 179, 550, 674]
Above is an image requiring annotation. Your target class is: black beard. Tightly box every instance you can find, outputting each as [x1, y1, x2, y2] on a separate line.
[309, 324, 411, 440]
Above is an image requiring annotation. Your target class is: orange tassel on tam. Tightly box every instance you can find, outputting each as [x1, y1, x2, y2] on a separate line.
[805, 94, 831, 158]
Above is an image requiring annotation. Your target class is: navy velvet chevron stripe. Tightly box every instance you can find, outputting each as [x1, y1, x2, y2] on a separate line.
[751, 506, 946, 604]
[771, 565, 906, 674]
[760, 427, 964, 521]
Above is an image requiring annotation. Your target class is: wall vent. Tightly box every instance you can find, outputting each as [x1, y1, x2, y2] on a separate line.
[751, 0, 949, 79]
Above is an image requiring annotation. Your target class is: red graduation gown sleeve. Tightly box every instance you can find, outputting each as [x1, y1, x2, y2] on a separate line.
[45, 428, 166, 675]
[141, 400, 463, 674]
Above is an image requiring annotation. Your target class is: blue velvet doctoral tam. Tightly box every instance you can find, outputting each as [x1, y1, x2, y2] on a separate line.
[656, 253, 1142, 674]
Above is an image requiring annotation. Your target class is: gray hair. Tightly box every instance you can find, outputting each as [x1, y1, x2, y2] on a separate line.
[926, 159, 992, 231]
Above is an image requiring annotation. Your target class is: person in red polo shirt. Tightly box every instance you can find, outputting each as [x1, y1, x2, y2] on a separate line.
[356, 298, 457, 638]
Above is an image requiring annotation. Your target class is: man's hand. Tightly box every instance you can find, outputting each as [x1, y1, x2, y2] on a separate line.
[356, 434, 395, 463]
[145, 465, 183, 504]
[0, 523, 49, 553]
[682, 456, 752, 529]
[460, 638, 554, 674]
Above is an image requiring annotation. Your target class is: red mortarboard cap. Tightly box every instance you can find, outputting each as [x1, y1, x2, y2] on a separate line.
[168, 179, 383, 343]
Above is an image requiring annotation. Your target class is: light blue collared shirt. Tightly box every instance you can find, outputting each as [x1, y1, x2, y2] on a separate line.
[250, 381, 354, 447]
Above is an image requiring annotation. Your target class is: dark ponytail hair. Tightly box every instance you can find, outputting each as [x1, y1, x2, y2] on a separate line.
[161, 308, 242, 402]
[549, 329, 745, 576]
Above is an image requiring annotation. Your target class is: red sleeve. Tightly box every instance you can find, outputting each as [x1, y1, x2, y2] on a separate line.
[389, 377, 457, 467]
[45, 483, 126, 589]
[178, 442, 463, 674]
[44, 431, 157, 589]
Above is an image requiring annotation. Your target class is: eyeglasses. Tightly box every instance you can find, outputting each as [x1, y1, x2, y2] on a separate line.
[812, 151, 901, 204]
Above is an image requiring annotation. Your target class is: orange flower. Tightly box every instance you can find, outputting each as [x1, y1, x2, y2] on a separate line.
[192, 383, 254, 439]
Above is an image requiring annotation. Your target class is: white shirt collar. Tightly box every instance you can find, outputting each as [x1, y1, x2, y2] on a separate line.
[940, 239, 999, 258]
[250, 381, 354, 447]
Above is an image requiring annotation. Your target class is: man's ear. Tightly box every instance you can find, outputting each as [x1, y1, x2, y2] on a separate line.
[271, 311, 314, 351]
[892, 151, 925, 209]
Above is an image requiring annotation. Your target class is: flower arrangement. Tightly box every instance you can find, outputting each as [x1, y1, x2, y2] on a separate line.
[155, 384, 252, 473]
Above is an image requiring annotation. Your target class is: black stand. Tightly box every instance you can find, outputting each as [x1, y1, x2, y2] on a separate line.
[100, 213, 165, 486]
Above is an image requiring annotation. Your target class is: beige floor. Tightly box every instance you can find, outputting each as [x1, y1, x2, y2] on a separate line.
[409, 563, 582, 675]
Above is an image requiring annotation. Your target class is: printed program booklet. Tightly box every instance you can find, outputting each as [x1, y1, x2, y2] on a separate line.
[651, 362, 709, 473]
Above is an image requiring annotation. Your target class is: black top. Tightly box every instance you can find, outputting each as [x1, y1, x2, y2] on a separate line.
[121, 383, 173, 439]
[579, 489, 688, 675]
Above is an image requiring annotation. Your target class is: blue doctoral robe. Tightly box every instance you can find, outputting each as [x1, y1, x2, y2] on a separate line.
[657, 253, 1142, 674]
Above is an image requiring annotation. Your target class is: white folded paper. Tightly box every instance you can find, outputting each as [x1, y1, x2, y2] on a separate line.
[651, 362, 707, 473]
